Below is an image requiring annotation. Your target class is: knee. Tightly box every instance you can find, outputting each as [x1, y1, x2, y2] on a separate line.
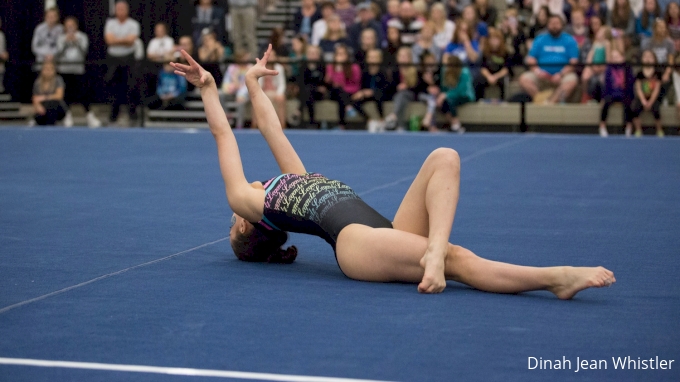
[429, 148, 460, 170]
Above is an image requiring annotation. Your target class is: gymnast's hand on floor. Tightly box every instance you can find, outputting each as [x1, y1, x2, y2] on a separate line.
[170, 50, 214, 89]
[246, 44, 279, 80]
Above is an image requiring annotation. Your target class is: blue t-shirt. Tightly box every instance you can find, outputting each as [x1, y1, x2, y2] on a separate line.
[157, 70, 187, 98]
[445, 41, 480, 64]
[528, 32, 579, 75]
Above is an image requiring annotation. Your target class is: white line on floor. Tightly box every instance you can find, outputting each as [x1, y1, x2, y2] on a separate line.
[0, 357, 392, 382]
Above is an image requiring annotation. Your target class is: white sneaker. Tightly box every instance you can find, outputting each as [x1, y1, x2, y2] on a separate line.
[63, 111, 74, 127]
[27, 118, 36, 127]
[450, 123, 465, 134]
[599, 126, 608, 137]
[625, 125, 632, 137]
[87, 112, 102, 128]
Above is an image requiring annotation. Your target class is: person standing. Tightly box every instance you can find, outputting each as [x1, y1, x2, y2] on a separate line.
[192, 0, 226, 45]
[31, 8, 63, 71]
[104, 1, 141, 126]
[229, 0, 258, 57]
[56, 16, 101, 128]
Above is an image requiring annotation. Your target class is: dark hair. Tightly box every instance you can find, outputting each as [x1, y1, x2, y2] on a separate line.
[231, 225, 298, 264]
[641, 0, 660, 30]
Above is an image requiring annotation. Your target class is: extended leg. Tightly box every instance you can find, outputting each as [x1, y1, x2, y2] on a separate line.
[392, 148, 461, 293]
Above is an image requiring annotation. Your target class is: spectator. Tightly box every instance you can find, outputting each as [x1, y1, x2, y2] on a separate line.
[418, 51, 442, 132]
[580, 15, 604, 63]
[566, 8, 590, 50]
[430, 3, 456, 51]
[580, 26, 612, 103]
[172, 35, 196, 92]
[288, 34, 307, 86]
[290, 0, 321, 42]
[31, 8, 63, 71]
[324, 44, 361, 129]
[198, 30, 225, 84]
[475, 0, 498, 27]
[56, 16, 101, 128]
[31, 61, 67, 126]
[529, 6, 550, 43]
[412, 22, 442, 63]
[265, 27, 291, 58]
[437, 55, 475, 132]
[636, 0, 660, 39]
[673, 52, 680, 122]
[104, 0, 141, 125]
[355, 28, 380, 66]
[143, 63, 187, 110]
[221, 50, 253, 129]
[474, 27, 510, 100]
[351, 49, 389, 128]
[335, 0, 357, 30]
[462, 5, 488, 45]
[298, 44, 326, 128]
[348, 3, 385, 53]
[319, 15, 351, 62]
[229, 0, 258, 57]
[444, 20, 480, 65]
[519, 14, 579, 104]
[387, 1, 424, 46]
[384, 47, 421, 130]
[412, 0, 429, 20]
[598, 48, 634, 137]
[312, 2, 337, 47]
[608, 0, 636, 52]
[382, 0, 401, 35]
[147, 22, 175, 63]
[384, 26, 402, 69]
[0, 18, 7, 93]
[532, 0, 565, 22]
[500, 8, 528, 69]
[446, 0, 468, 20]
[631, 50, 663, 137]
[254, 50, 287, 129]
[193, 0, 226, 45]
[665, 2, 680, 51]
[641, 18, 676, 102]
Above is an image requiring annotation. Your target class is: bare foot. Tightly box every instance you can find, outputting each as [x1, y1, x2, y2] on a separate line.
[418, 249, 447, 293]
[549, 266, 616, 300]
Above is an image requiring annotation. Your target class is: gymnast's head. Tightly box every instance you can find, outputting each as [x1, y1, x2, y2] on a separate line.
[229, 213, 298, 264]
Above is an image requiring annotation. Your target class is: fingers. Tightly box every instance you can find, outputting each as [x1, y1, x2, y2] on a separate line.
[170, 62, 190, 72]
[180, 49, 199, 67]
[174, 70, 187, 77]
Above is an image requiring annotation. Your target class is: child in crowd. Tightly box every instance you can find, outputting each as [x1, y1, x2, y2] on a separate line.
[673, 52, 680, 123]
[31, 61, 67, 126]
[144, 63, 187, 110]
[324, 43, 361, 129]
[298, 45, 326, 128]
[221, 50, 252, 129]
[351, 49, 389, 129]
[581, 26, 612, 103]
[598, 48, 634, 137]
[474, 27, 509, 101]
[355, 28, 379, 67]
[254, 50, 287, 129]
[437, 55, 475, 133]
[287, 34, 307, 102]
[631, 50, 663, 137]
[566, 8, 590, 51]
[418, 51, 441, 132]
[384, 47, 422, 130]
[384, 26, 402, 70]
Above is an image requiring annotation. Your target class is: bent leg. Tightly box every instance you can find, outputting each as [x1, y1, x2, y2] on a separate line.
[336, 224, 616, 299]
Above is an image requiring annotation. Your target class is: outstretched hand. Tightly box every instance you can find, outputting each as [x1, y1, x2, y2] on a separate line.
[246, 44, 279, 79]
[170, 50, 214, 88]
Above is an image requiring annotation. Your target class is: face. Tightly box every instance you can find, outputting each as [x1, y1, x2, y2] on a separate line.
[115, 2, 129, 19]
[200, 0, 212, 5]
[616, 0, 626, 6]
[359, 9, 371, 22]
[669, 3, 679, 18]
[366, 50, 382, 65]
[335, 47, 348, 62]
[644, 0, 656, 12]
[361, 29, 377, 48]
[155, 24, 167, 38]
[642, 50, 656, 64]
[547, 17, 563, 35]
[64, 19, 77, 33]
[322, 6, 334, 19]
[397, 49, 411, 64]
[204, 33, 216, 45]
[400, 2, 415, 19]
[292, 38, 303, 53]
[489, 35, 501, 49]
[571, 12, 585, 27]
[179, 36, 193, 52]
[431, 6, 445, 21]
[387, 0, 400, 16]
[654, 20, 668, 36]
[537, 9, 548, 23]
[306, 46, 321, 60]
[45, 10, 59, 26]
[329, 17, 341, 32]
[41, 63, 56, 79]
[302, 0, 313, 6]
[463, 6, 476, 22]
[387, 27, 400, 42]
[420, 24, 434, 39]
[590, 16, 602, 33]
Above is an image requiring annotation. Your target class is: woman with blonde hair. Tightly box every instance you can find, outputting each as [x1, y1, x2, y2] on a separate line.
[319, 14, 351, 62]
[384, 46, 422, 130]
[429, 3, 456, 51]
[31, 60, 67, 126]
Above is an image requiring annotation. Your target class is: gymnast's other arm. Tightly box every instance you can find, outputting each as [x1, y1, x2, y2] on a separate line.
[244, 44, 306, 175]
[170, 51, 264, 222]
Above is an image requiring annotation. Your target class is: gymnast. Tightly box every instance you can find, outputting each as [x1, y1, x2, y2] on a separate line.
[170, 45, 615, 297]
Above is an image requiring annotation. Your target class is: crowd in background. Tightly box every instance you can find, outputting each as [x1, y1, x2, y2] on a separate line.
[3, 0, 680, 135]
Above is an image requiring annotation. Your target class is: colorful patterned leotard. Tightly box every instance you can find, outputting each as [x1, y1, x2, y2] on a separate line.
[254, 173, 393, 250]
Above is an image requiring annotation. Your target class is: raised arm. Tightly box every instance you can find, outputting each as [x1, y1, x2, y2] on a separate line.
[244, 45, 306, 175]
[170, 51, 264, 222]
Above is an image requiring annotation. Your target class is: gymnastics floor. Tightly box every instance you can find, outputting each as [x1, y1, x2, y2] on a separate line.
[0, 127, 678, 382]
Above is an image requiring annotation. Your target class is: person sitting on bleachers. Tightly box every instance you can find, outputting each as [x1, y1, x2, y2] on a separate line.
[608, 0, 636, 52]
[31, 7, 63, 71]
[297, 44, 326, 128]
[499, 8, 528, 70]
[474, 27, 510, 101]
[443, 20, 480, 66]
[635, 0, 661, 40]
[348, 2, 385, 54]
[351, 49, 389, 129]
[387, 1, 424, 46]
[0, 18, 7, 93]
[519, 14, 579, 104]
[221, 50, 252, 129]
[566, 8, 590, 51]
[418, 51, 442, 132]
[528, 5, 550, 48]
[580, 25, 612, 103]
[437, 55, 475, 132]
[411, 22, 442, 64]
[144, 63, 187, 111]
[475, 0, 498, 26]
[641, 19, 676, 97]
[355, 28, 380, 67]
[289, 0, 321, 42]
[666, 3, 680, 51]
[324, 43, 361, 130]
[312, 2, 338, 47]
[31, 61, 67, 126]
[335, 0, 357, 31]
[56, 16, 101, 128]
[631, 50, 664, 137]
[384, 46, 423, 130]
[381, 0, 401, 36]
[264, 27, 291, 59]
[462, 5, 488, 47]
[430, 3, 456, 51]
[192, 0, 226, 46]
[147, 22, 175, 63]
[253, 50, 287, 129]
[598, 48, 634, 137]
[673, 52, 680, 122]
[319, 15, 352, 62]
[198, 30, 225, 84]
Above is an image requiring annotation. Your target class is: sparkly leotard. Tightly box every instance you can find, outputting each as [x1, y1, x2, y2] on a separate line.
[253, 173, 393, 250]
